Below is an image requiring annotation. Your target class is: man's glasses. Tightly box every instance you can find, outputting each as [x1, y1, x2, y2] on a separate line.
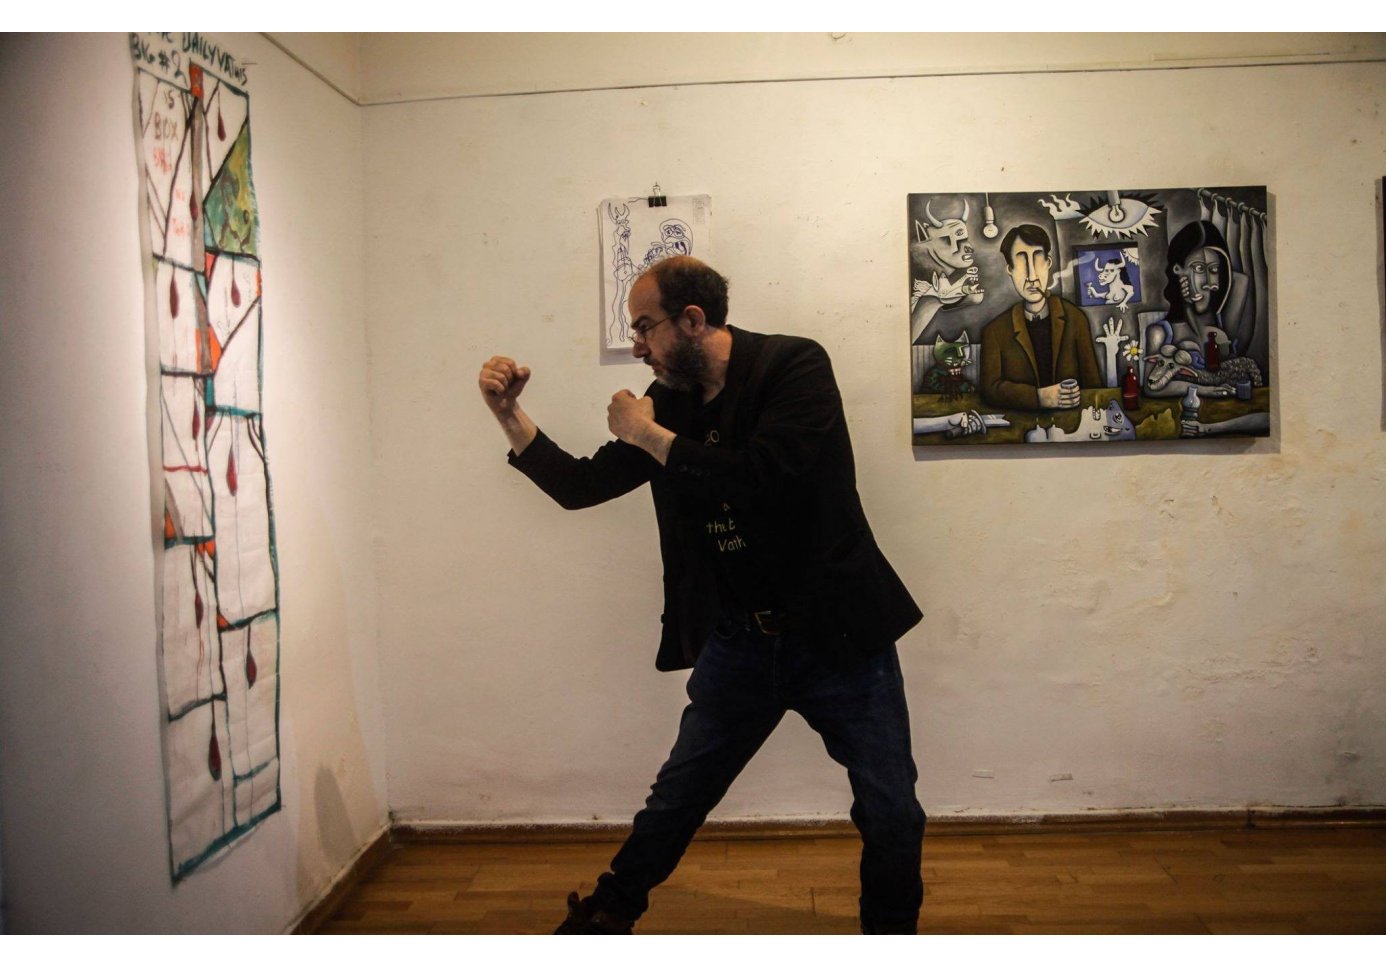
[630, 310, 681, 344]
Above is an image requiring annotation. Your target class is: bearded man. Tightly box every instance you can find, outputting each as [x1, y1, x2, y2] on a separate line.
[478, 256, 925, 934]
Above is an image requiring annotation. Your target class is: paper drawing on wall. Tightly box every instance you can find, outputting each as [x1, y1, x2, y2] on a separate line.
[130, 32, 281, 881]
[599, 194, 711, 352]
[907, 187, 1271, 446]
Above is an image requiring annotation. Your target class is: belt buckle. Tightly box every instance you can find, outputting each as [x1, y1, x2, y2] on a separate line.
[752, 610, 782, 636]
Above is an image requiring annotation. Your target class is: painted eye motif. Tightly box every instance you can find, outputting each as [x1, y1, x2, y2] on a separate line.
[1081, 197, 1161, 239]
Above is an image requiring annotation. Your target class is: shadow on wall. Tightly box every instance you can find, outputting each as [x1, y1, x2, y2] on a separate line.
[280, 494, 388, 913]
[296, 764, 362, 905]
[1, 795, 6, 932]
[1377, 176, 1386, 433]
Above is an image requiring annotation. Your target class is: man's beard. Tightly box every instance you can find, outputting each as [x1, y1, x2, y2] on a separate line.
[649, 331, 708, 392]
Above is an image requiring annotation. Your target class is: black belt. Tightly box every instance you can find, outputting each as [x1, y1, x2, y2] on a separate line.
[718, 608, 789, 637]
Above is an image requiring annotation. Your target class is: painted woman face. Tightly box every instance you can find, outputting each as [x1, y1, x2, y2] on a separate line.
[1175, 246, 1223, 313]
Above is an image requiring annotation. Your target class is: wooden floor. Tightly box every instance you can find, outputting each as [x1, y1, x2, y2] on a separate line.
[318, 825, 1386, 934]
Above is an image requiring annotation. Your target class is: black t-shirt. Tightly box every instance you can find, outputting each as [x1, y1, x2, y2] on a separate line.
[687, 391, 777, 614]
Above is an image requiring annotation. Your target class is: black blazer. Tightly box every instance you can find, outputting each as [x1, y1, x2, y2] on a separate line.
[510, 326, 921, 671]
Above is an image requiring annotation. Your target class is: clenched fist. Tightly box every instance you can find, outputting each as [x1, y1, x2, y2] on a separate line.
[607, 389, 655, 443]
[479, 356, 531, 415]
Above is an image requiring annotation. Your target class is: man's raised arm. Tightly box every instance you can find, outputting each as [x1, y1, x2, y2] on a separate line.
[479, 354, 656, 510]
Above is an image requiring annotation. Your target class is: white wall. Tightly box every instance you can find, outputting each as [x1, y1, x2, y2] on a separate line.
[365, 55, 1386, 825]
[356, 32, 1384, 103]
[2, 30, 1383, 933]
[265, 33, 363, 103]
[0, 33, 387, 932]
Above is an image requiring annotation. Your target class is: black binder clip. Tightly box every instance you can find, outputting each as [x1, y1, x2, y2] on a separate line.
[647, 183, 667, 208]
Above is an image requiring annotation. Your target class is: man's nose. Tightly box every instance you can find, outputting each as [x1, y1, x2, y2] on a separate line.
[632, 339, 648, 358]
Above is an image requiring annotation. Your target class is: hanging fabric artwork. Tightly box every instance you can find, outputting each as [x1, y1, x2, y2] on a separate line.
[129, 32, 281, 882]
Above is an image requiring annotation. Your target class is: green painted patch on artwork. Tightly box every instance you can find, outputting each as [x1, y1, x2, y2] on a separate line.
[1136, 409, 1179, 440]
[203, 123, 259, 257]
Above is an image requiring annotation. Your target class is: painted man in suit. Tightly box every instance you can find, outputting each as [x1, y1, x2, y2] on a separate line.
[478, 256, 925, 935]
[979, 224, 1102, 411]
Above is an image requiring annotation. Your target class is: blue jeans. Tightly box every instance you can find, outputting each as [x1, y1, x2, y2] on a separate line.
[591, 625, 926, 931]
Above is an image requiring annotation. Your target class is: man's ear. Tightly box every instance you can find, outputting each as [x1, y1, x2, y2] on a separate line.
[683, 304, 707, 332]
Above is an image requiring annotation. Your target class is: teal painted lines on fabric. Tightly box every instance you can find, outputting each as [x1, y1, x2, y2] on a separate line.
[234, 759, 276, 784]
[167, 691, 228, 723]
[171, 799, 281, 884]
[165, 534, 215, 549]
[217, 607, 277, 632]
[154, 255, 199, 275]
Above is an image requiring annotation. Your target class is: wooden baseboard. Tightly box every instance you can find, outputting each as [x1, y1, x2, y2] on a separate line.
[291, 824, 393, 935]
[393, 818, 860, 844]
[920, 806, 1386, 836]
[393, 805, 1386, 845]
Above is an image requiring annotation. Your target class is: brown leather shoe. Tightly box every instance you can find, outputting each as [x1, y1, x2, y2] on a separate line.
[553, 891, 634, 934]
